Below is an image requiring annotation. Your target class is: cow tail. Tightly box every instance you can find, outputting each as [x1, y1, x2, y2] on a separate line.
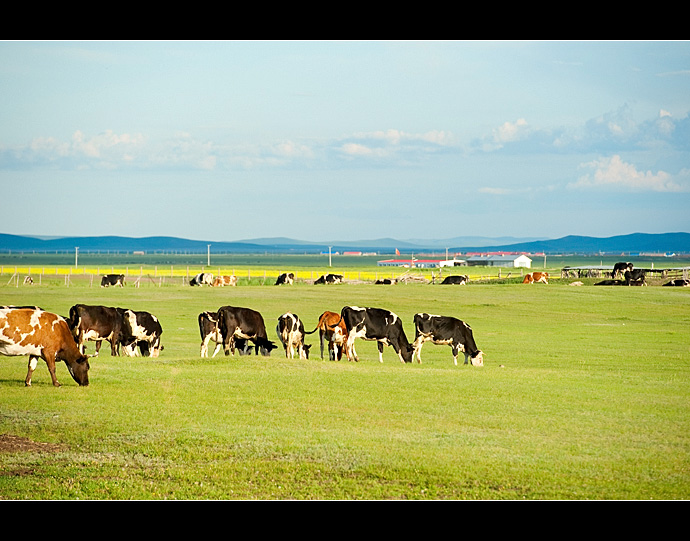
[327, 312, 345, 330]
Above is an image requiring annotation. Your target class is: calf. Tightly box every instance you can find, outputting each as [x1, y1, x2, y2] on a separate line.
[523, 272, 549, 284]
[334, 306, 413, 363]
[412, 313, 484, 366]
[276, 313, 311, 359]
[440, 275, 469, 285]
[217, 306, 277, 356]
[275, 273, 295, 285]
[68, 304, 124, 356]
[118, 309, 163, 357]
[212, 275, 238, 287]
[305, 311, 350, 361]
[190, 272, 214, 286]
[1, 307, 90, 387]
[101, 274, 125, 287]
[314, 273, 343, 285]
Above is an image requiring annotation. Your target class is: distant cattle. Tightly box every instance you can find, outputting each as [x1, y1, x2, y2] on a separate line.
[314, 274, 343, 285]
[276, 313, 311, 359]
[305, 310, 349, 361]
[1, 307, 90, 387]
[118, 309, 163, 357]
[217, 306, 277, 356]
[624, 269, 646, 285]
[190, 273, 214, 286]
[68, 304, 124, 356]
[198, 311, 223, 357]
[594, 280, 626, 286]
[212, 275, 238, 287]
[334, 306, 413, 363]
[275, 273, 295, 285]
[440, 275, 469, 285]
[663, 279, 690, 287]
[523, 272, 549, 284]
[612, 262, 633, 279]
[375, 278, 396, 285]
[101, 274, 125, 287]
[412, 313, 484, 366]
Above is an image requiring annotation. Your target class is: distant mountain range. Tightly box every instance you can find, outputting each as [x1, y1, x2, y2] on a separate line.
[1, 232, 689, 255]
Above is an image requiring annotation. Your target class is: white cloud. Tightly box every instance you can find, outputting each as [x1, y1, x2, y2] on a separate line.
[570, 155, 686, 192]
[493, 118, 528, 144]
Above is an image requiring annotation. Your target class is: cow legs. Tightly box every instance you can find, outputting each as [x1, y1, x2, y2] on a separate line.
[26, 353, 61, 387]
[412, 336, 425, 363]
[346, 334, 358, 362]
[377, 342, 385, 363]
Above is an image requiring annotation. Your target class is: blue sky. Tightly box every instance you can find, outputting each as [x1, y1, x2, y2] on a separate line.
[1, 41, 688, 243]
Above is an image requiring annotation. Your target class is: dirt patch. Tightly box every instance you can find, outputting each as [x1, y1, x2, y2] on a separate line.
[0, 434, 65, 453]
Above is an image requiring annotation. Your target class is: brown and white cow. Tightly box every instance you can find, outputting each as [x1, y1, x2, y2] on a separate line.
[523, 272, 549, 284]
[276, 312, 311, 359]
[1, 307, 90, 387]
[212, 275, 238, 287]
[305, 310, 350, 361]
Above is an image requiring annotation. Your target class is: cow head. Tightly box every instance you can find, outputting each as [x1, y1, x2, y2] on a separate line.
[302, 343, 312, 359]
[471, 351, 484, 367]
[65, 354, 91, 386]
[401, 343, 414, 363]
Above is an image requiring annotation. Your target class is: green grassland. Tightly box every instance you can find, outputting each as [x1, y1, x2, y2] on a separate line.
[1, 255, 689, 499]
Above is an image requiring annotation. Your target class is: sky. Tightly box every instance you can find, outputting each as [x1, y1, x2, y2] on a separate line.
[1, 40, 689, 244]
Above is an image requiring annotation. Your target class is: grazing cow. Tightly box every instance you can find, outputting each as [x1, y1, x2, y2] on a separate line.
[663, 279, 690, 287]
[275, 273, 295, 285]
[212, 275, 238, 287]
[217, 306, 277, 356]
[276, 313, 311, 359]
[199, 311, 223, 357]
[440, 275, 469, 285]
[612, 262, 633, 279]
[334, 306, 413, 363]
[523, 272, 549, 284]
[594, 279, 626, 286]
[68, 304, 124, 356]
[375, 278, 396, 285]
[1, 307, 90, 387]
[412, 313, 484, 366]
[305, 311, 350, 361]
[624, 269, 646, 286]
[314, 273, 343, 285]
[118, 309, 163, 357]
[101, 274, 125, 287]
[190, 272, 214, 286]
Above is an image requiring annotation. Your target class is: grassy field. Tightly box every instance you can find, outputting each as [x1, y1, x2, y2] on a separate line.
[1, 259, 689, 499]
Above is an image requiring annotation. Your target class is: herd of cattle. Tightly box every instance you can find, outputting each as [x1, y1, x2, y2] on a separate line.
[0, 300, 484, 388]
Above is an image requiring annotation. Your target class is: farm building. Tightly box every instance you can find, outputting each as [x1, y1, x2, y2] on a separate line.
[377, 258, 466, 269]
[466, 254, 532, 268]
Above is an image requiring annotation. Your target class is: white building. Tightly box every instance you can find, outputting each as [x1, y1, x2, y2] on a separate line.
[466, 255, 532, 268]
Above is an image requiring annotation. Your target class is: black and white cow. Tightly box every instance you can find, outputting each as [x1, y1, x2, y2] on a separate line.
[190, 272, 214, 286]
[663, 279, 690, 287]
[440, 275, 469, 285]
[314, 274, 343, 285]
[594, 279, 626, 286]
[199, 311, 223, 357]
[275, 273, 295, 285]
[276, 313, 311, 359]
[624, 269, 646, 285]
[118, 309, 163, 357]
[612, 262, 633, 279]
[101, 274, 125, 287]
[412, 313, 484, 366]
[68, 304, 124, 356]
[217, 306, 277, 357]
[334, 306, 413, 363]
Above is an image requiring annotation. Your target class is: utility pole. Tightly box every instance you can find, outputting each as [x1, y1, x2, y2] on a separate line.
[329, 246, 332, 267]
[75, 247, 79, 268]
[207, 245, 211, 266]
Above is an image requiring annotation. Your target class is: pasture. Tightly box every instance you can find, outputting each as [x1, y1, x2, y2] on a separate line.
[1, 265, 689, 499]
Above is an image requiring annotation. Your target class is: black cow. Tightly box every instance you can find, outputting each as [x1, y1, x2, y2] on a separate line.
[334, 306, 413, 363]
[663, 279, 690, 287]
[594, 280, 626, 286]
[612, 262, 633, 279]
[217, 306, 277, 357]
[440, 275, 469, 285]
[412, 313, 484, 366]
[624, 269, 646, 285]
[314, 274, 343, 285]
[68, 304, 124, 356]
[190, 272, 213, 286]
[275, 273, 295, 285]
[276, 312, 311, 359]
[101, 274, 125, 287]
[118, 309, 164, 357]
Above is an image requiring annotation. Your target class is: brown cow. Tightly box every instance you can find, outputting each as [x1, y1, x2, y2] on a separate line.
[212, 275, 238, 287]
[305, 310, 350, 361]
[0, 307, 90, 387]
[523, 272, 549, 284]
